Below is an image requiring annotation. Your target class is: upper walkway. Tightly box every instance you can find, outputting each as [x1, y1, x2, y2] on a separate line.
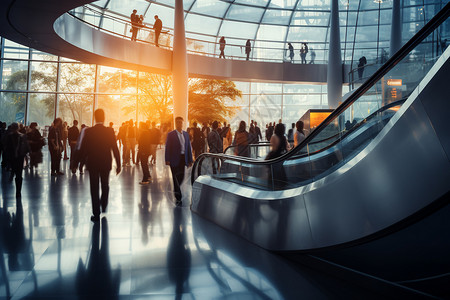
[0, 0, 350, 83]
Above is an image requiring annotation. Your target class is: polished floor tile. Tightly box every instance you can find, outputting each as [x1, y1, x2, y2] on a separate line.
[0, 148, 379, 299]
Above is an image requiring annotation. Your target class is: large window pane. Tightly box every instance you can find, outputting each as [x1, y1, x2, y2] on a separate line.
[219, 21, 258, 39]
[3, 40, 29, 59]
[186, 14, 222, 36]
[59, 63, 96, 93]
[226, 5, 265, 23]
[189, 0, 229, 18]
[29, 93, 55, 127]
[0, 92, 26, 124]
[31, 50, 58, 61]
[58, 93, 93, 126]
[98, 95, 136, 126]
[1, 59, 29, 90]
[31, 62, 57, 92]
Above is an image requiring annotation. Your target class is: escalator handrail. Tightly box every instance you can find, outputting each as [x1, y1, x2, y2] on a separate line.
[191, 100, 406, 185]
[197, 100, 404, 164]
[191, 3, 450, 179]
[288, 99, 406, 160]
[223, 141, 270, 155]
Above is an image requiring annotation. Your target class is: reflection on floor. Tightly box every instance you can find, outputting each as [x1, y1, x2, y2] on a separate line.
[0, 149, 381, 299]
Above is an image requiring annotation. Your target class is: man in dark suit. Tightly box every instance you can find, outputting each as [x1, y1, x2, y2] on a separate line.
[165, 117, 193, 206]
[79, 109, 121, 222]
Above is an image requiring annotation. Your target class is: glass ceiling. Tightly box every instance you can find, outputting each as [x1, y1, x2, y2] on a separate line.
[88, 0, 448, 64]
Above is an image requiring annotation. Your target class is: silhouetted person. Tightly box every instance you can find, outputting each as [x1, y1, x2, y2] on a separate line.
[138, 122, 151, 184]
[127, 120, 137, 165]
[48, 118, 63, 176]
[76, 217, 121, 299]
[26, 122, 44, 171]
[62, 121, 69, 160]
[294, 120, 306, 147]
[207, 121, 222, 174]
[130, 9, 139, 41]
[300, 43, 308, 64]
[167, 208, 191, 299]
[245, 39, 251, 60]
[79, 109, 121, 222]
[309, 47, 316, 64]
[68, 120, 80, 174]
[219, 36, 226, 59]
[165, 117, 193, 206]
[6, 123, 29, 197]
[208, 121, 223, 154]
[254, 122, 262, 143]
[149, 122, 161, 165]
[75, 124, 87, 174]
[222, 122, 232, 151]
[233, 121, 249, 157]
[191, 122, 204, 159]
[0, 122, 7, 169]
[153, 15, 162, 47]
[287, 123, 295, 144]
[287, 43, 294, 62]
[358, 56, 367, 80]
[267, 123, 289, 160]
[266, 122, 274, 141]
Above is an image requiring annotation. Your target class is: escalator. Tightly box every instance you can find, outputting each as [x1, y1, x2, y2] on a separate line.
[190, 2, 450, 253]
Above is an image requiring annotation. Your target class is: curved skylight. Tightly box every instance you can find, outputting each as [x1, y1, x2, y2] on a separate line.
[87, 0, 448, 65]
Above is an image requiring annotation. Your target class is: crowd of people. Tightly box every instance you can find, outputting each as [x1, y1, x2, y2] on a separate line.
[0, 111, 307, 220]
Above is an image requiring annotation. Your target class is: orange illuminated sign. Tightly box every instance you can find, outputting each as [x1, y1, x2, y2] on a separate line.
[310, 112, 332, 128]
[387, 79, 402, 86]
[390, 88, 397, 98]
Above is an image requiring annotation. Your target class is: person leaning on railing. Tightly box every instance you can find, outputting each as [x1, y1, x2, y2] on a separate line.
[153, 15, 162, 47]
[219, 37, 226, 59]
[245, 40, 251, 60]
[130, 9, 139, 42]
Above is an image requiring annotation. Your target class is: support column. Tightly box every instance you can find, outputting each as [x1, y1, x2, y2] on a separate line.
[136, 71, 139, 124]
[327, 0, 342, 109]
[54, 57, 61, 121]
[0, 38, 4, 93]
[24, 49, 32, 125]
[172, 0, 188, 128]
[390, 0, 402, 57]
[92, 64, 99, 126]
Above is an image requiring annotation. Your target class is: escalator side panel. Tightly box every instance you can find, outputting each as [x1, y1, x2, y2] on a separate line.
[418, 46, 450, 161]
[192, 177, 314, 250]
[304, 94, 450, 248]
[191, 52, 450, 251]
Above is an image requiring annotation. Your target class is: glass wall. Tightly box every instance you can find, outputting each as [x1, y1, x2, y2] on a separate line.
[83, 0, 449, 64]
[0, 37, 329, 132]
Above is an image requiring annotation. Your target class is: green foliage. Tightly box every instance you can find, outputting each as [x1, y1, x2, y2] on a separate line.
[188, 79, 242, 124]
[102, 71, 242, 125]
